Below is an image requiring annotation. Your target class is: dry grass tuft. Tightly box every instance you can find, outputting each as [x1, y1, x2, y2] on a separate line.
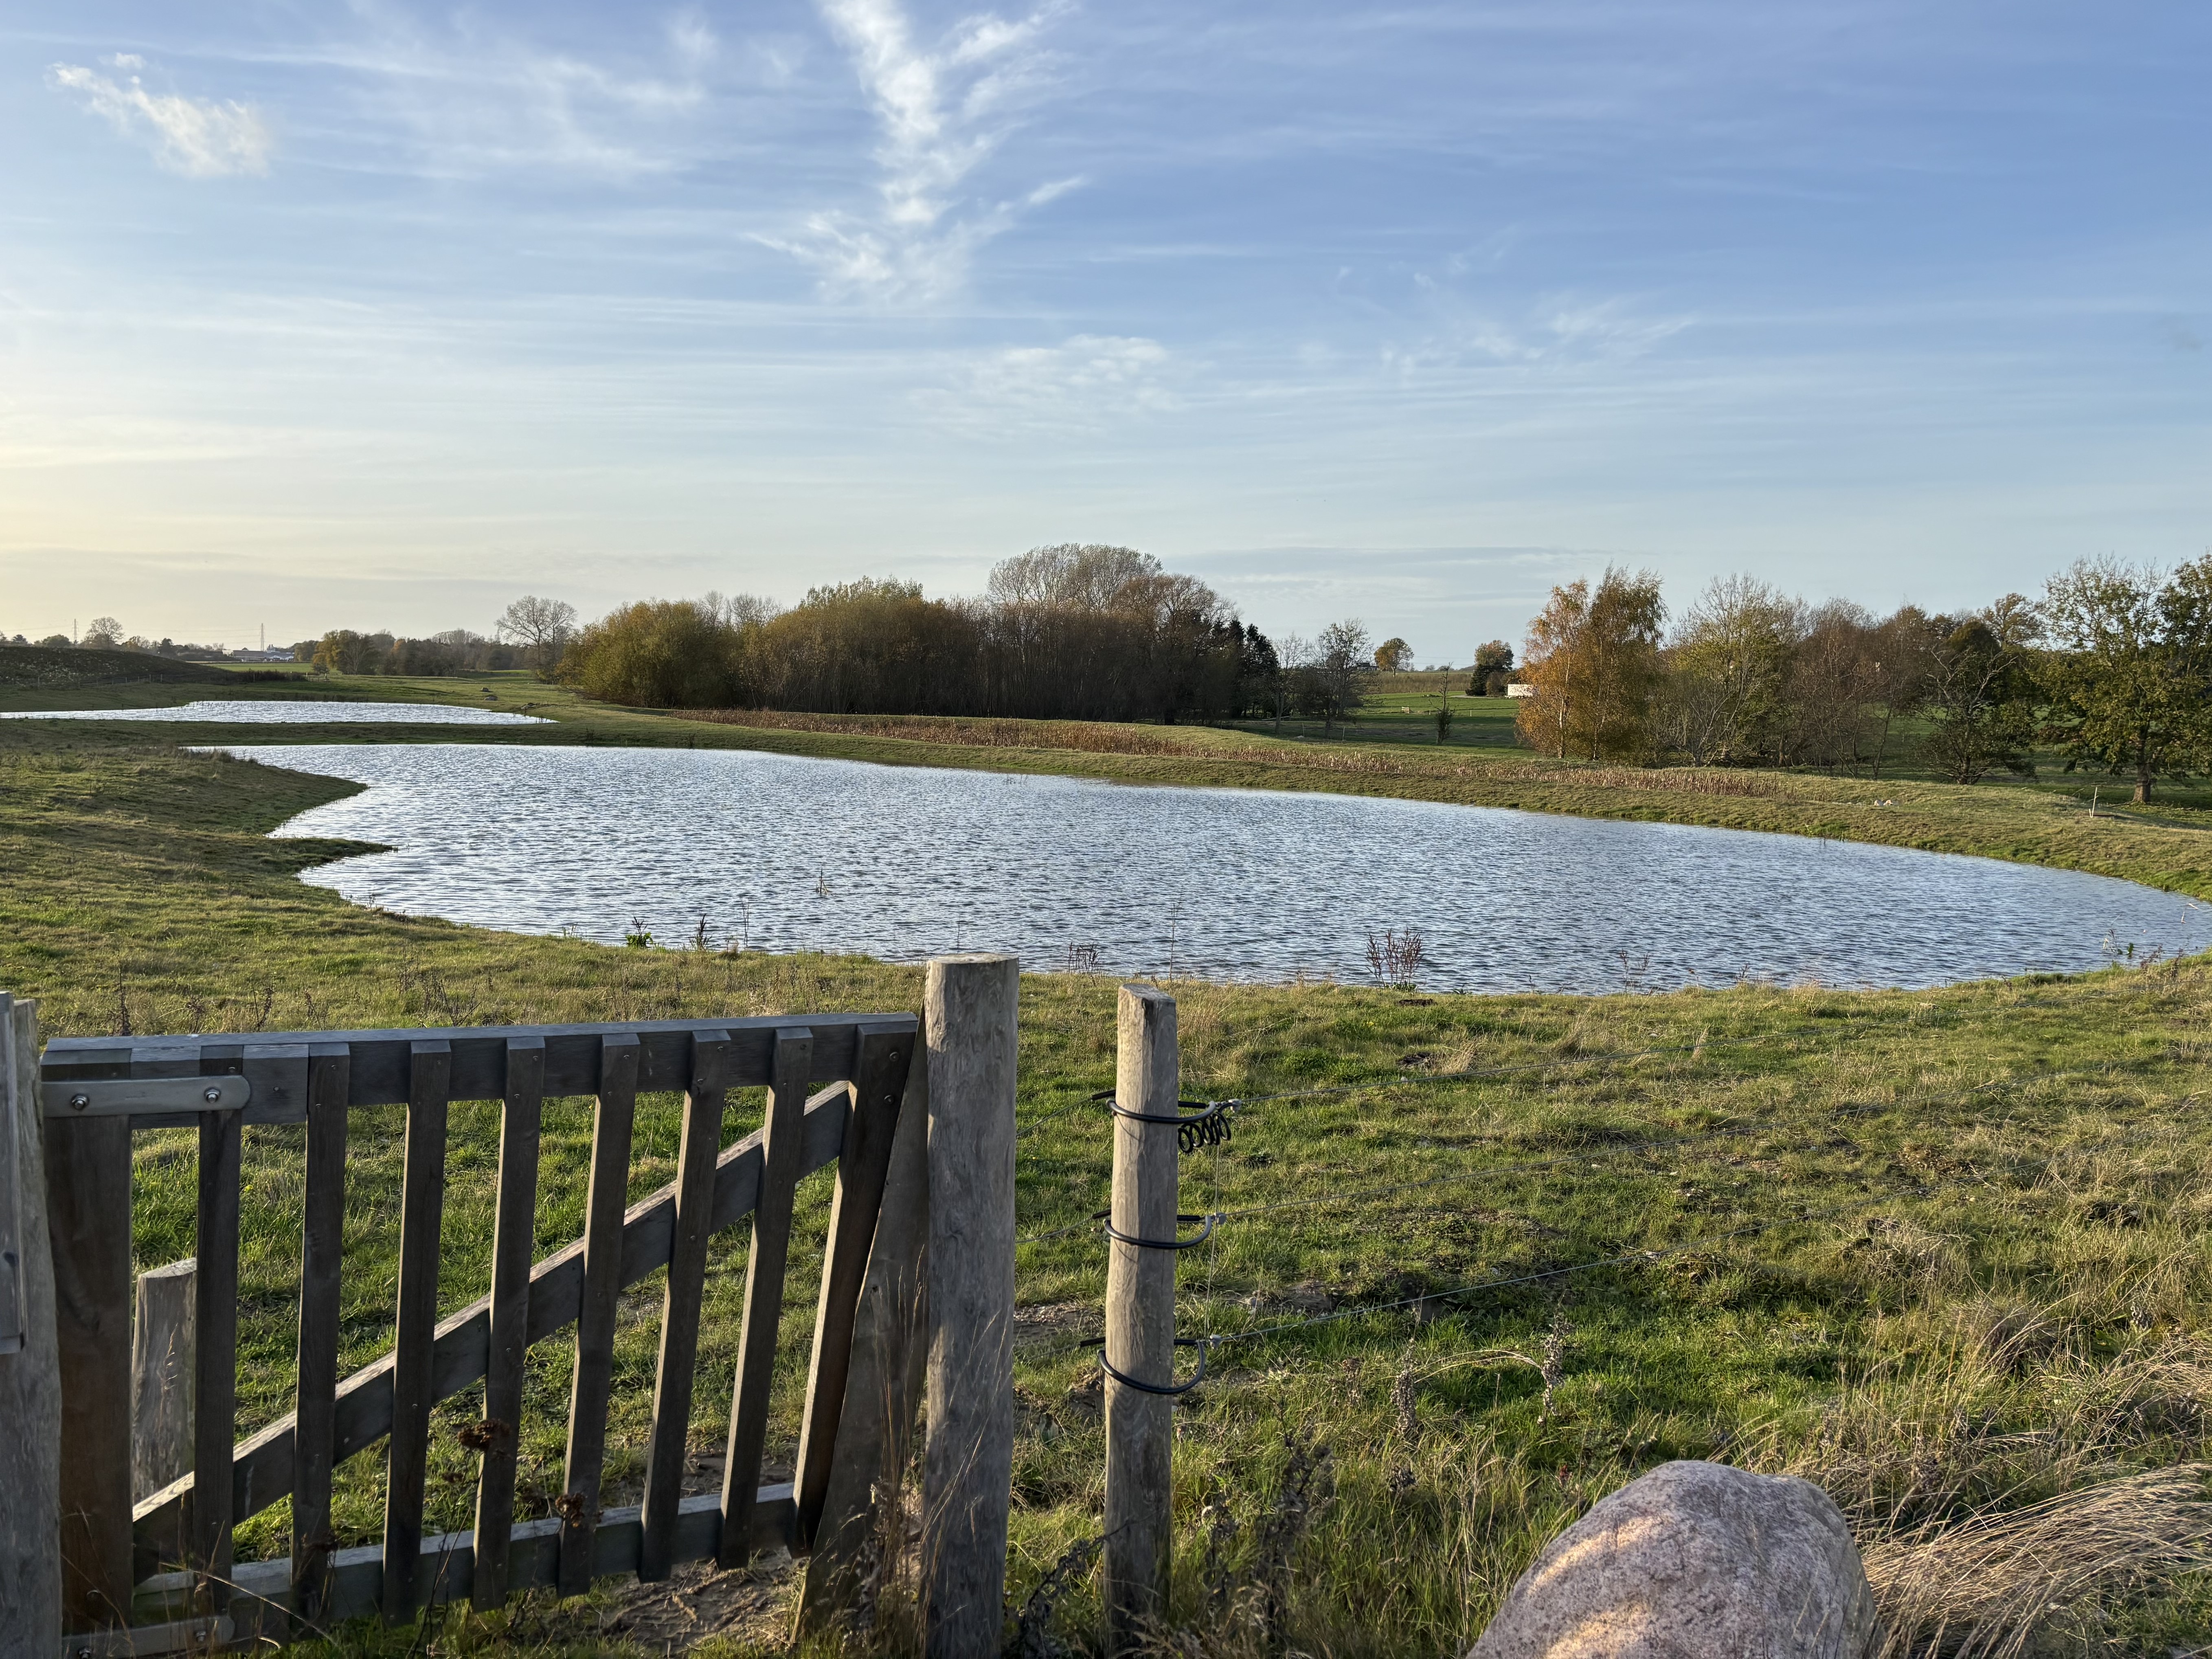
[678, 708, 1229, 758]
[1862, 1464, 2212, 1658]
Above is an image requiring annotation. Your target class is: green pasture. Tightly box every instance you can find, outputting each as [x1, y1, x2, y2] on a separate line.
[3, 683, 2212, 1654]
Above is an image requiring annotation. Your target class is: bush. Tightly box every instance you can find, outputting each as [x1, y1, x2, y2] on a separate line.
[557, 600, 748, 708]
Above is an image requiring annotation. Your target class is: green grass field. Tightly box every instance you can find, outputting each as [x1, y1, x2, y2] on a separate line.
[4, 664, 2212, 1654]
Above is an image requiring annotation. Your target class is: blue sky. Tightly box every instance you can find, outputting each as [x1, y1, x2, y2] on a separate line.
[2, 2, 2208, 657]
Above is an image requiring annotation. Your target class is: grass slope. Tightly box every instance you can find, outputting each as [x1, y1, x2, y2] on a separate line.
[0, 644, 244, 690]
[3, 712, 2212, 1653]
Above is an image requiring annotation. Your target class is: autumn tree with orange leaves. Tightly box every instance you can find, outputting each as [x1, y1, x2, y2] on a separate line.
[1515, 567, 1667, 761]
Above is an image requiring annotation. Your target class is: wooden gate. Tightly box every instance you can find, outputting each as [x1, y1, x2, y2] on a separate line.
[34, 1012, 924, 1650]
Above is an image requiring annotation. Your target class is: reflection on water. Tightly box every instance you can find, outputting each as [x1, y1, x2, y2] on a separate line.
[4, 700, 546, 724]
[228, 742, 2209, 994]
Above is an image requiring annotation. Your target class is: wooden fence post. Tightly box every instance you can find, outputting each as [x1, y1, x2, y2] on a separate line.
[1103, 985, 1178, 1654]
[0, 993, 62, 1655]
[131, 1258, 196, 1500]
[50, 1063, 136, 1628]
[921, 954, 1019, 1659]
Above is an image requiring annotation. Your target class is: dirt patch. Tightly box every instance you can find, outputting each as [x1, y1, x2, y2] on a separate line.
[592, 1551, 799, 1652]
[1015, 1300, 1099, 1349]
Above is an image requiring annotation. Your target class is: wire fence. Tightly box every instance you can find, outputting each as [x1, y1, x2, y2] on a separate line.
[1009, 1023, 1875, 1141]
[1009, 1046, 2192, 1376]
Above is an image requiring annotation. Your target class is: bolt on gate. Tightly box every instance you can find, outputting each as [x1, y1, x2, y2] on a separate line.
[2, 959, 1023, 1659]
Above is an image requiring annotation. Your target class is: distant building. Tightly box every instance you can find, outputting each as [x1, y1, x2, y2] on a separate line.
[230, 647, 293, 663]
[1505, 681, 1536, 698]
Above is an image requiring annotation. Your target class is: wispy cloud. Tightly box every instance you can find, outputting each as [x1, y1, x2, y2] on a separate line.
[48, 57, 273, 178]
[1381, 295, 1691, 378]
[313, 5, 726, 178]
[919, 334, 1179, 430]
[767, 0, 1073, 299]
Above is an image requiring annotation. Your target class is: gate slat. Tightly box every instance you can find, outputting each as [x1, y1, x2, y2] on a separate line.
[292, 1046, 350, 1622]
[381, 1042, 452, 1620]
[558, 1032, 640, 1597]
[798, 1041, 930, 1630]
[471, 1036, 544, 1611]
[718, 1026, 813, 1568]
[128, 1075, 864, 1556]
[637, 1030, 731, 1581]
[190, 1108, 243, 1610]
[792, 1024, 913, 1546]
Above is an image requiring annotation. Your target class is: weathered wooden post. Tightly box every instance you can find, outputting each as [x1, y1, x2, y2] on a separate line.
[1103, 985, 1179, 1652]
[0, 992, 63, 1653]
[921, 953, 1019, 1659]
[132, 1259, 196, 1500]
[48, 1034, 136, 1628]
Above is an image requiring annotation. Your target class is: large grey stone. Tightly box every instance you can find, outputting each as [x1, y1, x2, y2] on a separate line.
[1468, 1460, 1876, 1659]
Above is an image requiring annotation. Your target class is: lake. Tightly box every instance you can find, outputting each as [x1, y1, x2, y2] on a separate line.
[227, 742, 2208, 993]
[4, 700, 546, 724]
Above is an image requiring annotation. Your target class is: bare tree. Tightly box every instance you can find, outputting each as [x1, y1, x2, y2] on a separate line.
[1865, 606, 1933, 780]
[1653, 575, 1805, 765]
[1295, 620, 1372, 735]
[1918, 596, 2041, 784]
[495, 595, 579, 675]
[986, 544, 1159, 609]
[1785, 600, 1883, 770]
[1272, 634, 1309, 732]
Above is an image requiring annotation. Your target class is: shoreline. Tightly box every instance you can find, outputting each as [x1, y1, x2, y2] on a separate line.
[215, 734, 2210, 998]
[12, 669, 2212, 903]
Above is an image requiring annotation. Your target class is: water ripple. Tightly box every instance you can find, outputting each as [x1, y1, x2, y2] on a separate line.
[227, 742, 2210, 994]
[7, 700, 546, 725]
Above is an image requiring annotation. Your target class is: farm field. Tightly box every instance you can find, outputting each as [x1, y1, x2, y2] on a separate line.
[4, 686, 2212, 1655]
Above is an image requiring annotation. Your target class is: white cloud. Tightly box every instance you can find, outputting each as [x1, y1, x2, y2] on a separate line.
[48, 61, 273, 178]
[769, 0, 1069, 299]
[919, 334, 1180, 429]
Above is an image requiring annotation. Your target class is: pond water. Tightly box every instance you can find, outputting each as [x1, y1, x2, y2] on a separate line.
[225, 743, 2209, 993]
[5, 700, 546, 724]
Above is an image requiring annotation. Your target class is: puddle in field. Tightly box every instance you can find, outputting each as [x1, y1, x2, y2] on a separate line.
[4, 700, 545, 724]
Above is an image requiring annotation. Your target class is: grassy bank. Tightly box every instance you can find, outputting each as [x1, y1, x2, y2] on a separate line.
[4, 704, 2212, 1654]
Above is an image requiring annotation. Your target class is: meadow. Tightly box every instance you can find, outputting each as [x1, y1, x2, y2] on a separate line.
[2, 664, 2210, 1655]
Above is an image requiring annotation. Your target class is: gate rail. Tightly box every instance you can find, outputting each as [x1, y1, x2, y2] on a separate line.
[35, 1013, 921, 1646]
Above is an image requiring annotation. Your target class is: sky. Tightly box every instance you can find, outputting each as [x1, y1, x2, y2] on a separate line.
[2, 2, 2208, 659]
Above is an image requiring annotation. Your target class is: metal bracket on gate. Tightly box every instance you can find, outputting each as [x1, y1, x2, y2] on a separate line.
[39, 1074, 253, 1119]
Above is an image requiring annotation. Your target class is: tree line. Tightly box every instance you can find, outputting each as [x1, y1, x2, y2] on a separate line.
[1512, 558, 2212, 800]
[550, 546, 1385, 727]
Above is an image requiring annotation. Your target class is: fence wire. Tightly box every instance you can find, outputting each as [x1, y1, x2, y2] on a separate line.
[1011, 1066, 2194, 1369]
[1009, 1020, 1892, 1141]
[1014, 1057, 2136, 1248]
